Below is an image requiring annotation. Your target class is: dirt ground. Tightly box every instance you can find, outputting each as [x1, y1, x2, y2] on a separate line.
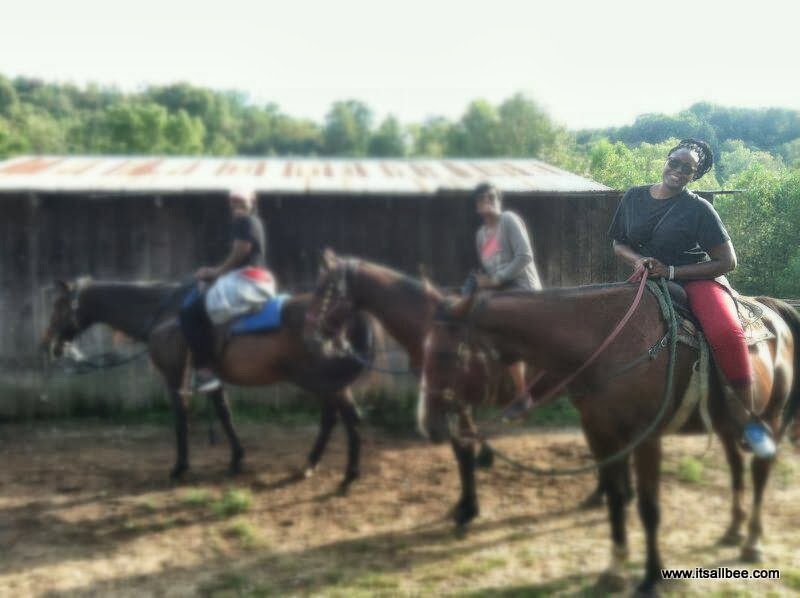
[1, 421, 799, 597]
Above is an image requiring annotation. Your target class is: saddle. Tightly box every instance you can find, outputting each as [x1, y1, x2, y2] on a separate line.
[663, 282, 774, 350]
[211, 294, 291, 357]
[662, 283, 773, 434]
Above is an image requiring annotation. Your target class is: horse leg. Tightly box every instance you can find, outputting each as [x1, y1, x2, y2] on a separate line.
[633, 439, 664, 594]
[579, 477, 605, 510]
[208, 388, 244, 475]
[303, 399, 338, 479]
[169, 387, 190, 481]
[450, 438, 479, 527]
[741, 455, 772, 562]
[719, 432, 746, 546]
[336, 389, 362, 494]
[597, 459, 631, 592]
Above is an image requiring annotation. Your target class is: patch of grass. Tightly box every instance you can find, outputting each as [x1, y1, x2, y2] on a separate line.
[181, 488, 213, 507]
[463, 577, 574, 597]
[139, 498, 159, 513]
[783, 569, 800, 591]
[199, 572, 276, 597]
[358, 386, 419, 435]
[352, 572, 402, 591]
[677, 456, 704, 484]
[212, 488, 253, 518]
[158, 516, 179, 530]
[121, 518, 141, 533]
[223, 518, 263, 549]
[472, 554, 510, 574]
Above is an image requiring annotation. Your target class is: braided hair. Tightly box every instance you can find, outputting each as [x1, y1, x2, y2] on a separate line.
[667, 138, 714, 181]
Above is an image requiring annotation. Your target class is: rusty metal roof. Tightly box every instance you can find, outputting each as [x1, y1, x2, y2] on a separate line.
[0, 156, 611, 195]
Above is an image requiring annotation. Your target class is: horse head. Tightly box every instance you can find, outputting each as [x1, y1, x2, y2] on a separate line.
[417, 296, 493, 444]
[304, 248, 358, 354]
[41, 277, 91, 358]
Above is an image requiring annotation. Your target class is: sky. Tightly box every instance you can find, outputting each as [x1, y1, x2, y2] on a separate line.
[1, 0, 798, 130]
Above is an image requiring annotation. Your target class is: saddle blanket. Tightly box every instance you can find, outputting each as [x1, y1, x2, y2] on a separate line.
[230, 293, 290, 335]
[183, 286, 290, 334]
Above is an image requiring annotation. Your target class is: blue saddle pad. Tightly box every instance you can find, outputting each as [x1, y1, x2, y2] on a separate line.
[230, 294, 290, 335]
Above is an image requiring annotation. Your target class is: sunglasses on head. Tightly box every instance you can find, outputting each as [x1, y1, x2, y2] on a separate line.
[666, 157, 696, 176]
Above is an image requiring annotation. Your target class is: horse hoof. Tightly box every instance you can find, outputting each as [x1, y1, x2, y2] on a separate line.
[718, 529, 744, 546]
[451, 501, 479, 527]
[228, 461, 243, 476]
[741, 545, 763, 563]
[302, 465, 317, 479]
[596, 571, 627, 593]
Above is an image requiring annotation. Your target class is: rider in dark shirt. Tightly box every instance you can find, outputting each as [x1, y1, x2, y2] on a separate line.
[179, 188, 267, 393]
[609, 138, 775, 458]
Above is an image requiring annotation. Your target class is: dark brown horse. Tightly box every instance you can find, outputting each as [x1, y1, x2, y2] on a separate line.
[41, 278, 374, 490]
[303, 249, 605, 524]
[419, 283, 800, 593]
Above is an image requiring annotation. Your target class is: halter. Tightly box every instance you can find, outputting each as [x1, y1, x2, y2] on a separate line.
[306, 258, 360, 338]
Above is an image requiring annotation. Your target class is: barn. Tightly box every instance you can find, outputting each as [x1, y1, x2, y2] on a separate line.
[0, 155, 622, 416]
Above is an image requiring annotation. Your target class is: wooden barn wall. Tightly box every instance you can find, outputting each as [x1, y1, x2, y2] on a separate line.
[0, 189, 622, 417]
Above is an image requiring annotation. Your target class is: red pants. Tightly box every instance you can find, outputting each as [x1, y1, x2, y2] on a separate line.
[683, 280, 753, 387]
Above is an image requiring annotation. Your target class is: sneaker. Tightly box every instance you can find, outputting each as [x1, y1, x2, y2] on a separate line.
[502, 395, 534, 422]
[742, 421, 776, 459]
[194, 369, 221, 394]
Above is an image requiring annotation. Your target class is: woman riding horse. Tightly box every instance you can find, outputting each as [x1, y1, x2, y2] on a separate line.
[609, 138, 775, 458]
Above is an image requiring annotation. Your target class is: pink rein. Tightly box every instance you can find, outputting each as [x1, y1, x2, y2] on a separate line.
[522, 266, 651, 410]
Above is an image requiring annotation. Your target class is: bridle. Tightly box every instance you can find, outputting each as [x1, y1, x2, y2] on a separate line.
[306, 259, 360, 339]
[423, 317, 499, 432]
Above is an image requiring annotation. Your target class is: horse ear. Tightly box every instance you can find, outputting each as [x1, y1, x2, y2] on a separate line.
[321, 247, 338, 272]
[55, 280, 71, 295]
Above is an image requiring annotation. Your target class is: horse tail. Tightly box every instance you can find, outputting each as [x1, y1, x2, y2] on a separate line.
[755, 296, 800, 438]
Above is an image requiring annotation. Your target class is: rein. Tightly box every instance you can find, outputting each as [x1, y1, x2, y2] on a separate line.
[515, 266, 653, 412]
[457, 274, 680, 476]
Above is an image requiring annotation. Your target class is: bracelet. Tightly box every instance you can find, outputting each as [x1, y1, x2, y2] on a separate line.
[668, 265, 675, 280]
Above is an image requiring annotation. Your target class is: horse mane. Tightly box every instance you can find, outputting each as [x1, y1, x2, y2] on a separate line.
[349, 258, 445, 302]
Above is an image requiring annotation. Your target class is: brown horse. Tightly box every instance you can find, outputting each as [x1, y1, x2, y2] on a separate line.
[41, 278, 374, 490]
[418, 282, 800, 593]
[303, 249, 606, 524]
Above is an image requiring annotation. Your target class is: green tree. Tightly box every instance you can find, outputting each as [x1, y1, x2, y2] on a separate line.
[323, 100, 373, 156]
[0, 118, 28, 158]
[410, 117, 451, 157]
[588, 138, 720, 190]
[497, 93, 558, 157]
[164, 110, 205, 154]
[0, 75, 18, 116]
[715, 167, 800, 296]
[368, 116, 406, 157]
[98, 103, 169, 153]
[447, 100, 502, 156]
[716, 140, 785, 184]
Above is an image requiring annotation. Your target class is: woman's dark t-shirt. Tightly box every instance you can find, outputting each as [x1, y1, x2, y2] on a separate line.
[231, 214, 266, 267]
[608, 185, 730, 267]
